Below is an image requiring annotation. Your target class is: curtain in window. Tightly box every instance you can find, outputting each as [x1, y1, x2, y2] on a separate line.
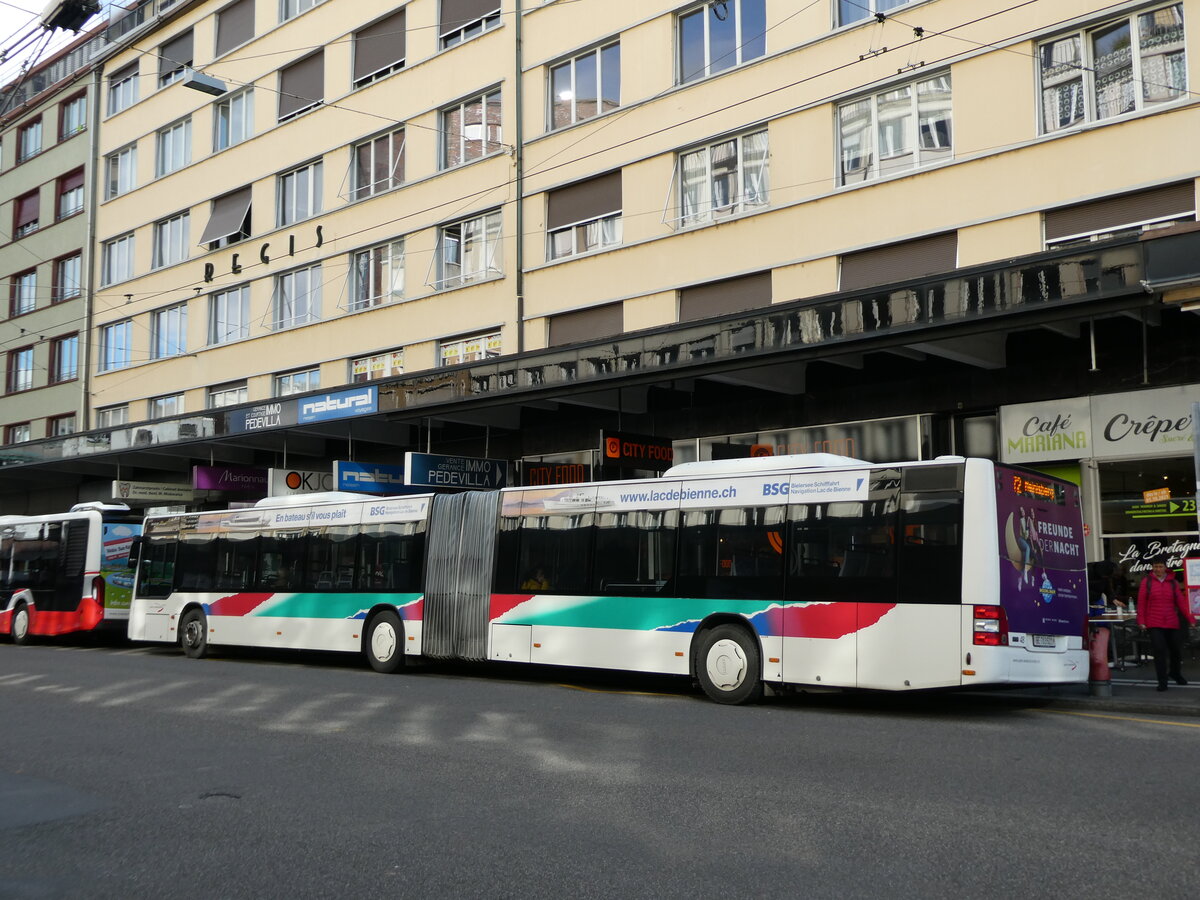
[741, 131, 769, 206]
[680, 149, 708, 223]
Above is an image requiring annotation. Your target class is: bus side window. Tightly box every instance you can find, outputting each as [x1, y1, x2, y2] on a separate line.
[787, 493, 899, 604]
[177, 531, 219, 592]
[493, 516, 521, 592]
[897, 490, 963, 604]
[516, 511, 593, 595]
[677, 505, 785, 601]
[137, 534, 177, 599]
[592, 509, 678, 597]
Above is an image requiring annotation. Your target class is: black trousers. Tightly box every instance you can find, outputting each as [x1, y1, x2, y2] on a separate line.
[1147, 627, 1185, 685]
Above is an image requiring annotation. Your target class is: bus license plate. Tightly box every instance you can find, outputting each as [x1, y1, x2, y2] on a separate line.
[1031, 634, 1057, 648]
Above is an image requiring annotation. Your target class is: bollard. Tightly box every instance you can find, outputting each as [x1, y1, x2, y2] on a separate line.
[1089, 625, 1112, 697]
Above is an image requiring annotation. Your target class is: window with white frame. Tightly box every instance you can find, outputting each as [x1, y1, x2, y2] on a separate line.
[275, 368, 319, 396]
[549, 41, 620, 130]
[156, 118, 191, 176]
[151, 303, 188, 359]
[440, 1, 500, 50]
[352, 129, 404, 200]
[547, 171, 622, 260]
[350, 239, 404, 310]
[50, 334, 78, 383]
[59, 93, 87, 138]
[17, 119, 42, 161]
[53, 253, 81, 302]
[7, 347, 34, 393]
[101, 233, 135, 286]
[436, 210, 502, 289]
[677, 130, 769, 226]
[108, 63, 138, 115]
[106, 144, 137, 198]
[442, 89, 502, 168]
[96, 405, 129, 428]
[280, 0, 323, 22]
[439, 332, 501, 367]
[838, 73, 952, 185]
[837, 0, 910, 28]
[49, 414, 76, 436]
[99, 320, 132, 371]
[57, 169, 84, 218]
[208, 382, 247, 408]
[214, 87, 253, 150]
[209, 285, 250, 344]
[277, 160, 322, 226]
[351, 349, 404, 383]
[148, 393, 184, 418]
[273, 264, 321, 329]
[5, 423, 31, 444]
[11, 270, 36, 316]
[1038, 3, 1186, 134]
[678, 0, 766, 83]
[153, 212, 189, 269]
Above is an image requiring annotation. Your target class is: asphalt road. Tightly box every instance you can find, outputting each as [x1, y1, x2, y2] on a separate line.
[2, 636, 1198, 899]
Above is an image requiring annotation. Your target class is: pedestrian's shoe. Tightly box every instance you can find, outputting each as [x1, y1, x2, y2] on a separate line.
[1173, 676, 1188, 686]
[1157, 682, 1168, 692]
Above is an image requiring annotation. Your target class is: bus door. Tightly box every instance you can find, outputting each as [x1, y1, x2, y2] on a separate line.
[423, 491, 501, 661]
[53, 519, 91, 617]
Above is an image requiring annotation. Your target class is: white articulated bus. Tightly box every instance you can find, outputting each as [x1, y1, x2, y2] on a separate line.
[128, 455, 1088, 703]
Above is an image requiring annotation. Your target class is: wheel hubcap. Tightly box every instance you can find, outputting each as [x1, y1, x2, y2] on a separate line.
[372, 621, 397, 662]
[183, 620, 202, 647]
[14, 609, 28, 640]
[706, 639, 747, 691]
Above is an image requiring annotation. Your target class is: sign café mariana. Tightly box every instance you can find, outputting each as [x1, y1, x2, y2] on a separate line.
[1000, 385, 1196, 464]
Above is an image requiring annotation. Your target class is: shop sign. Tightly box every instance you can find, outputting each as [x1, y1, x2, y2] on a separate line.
[297, 386, 378, 424]
[404, 452, 508, 489]
[1184, 557, 1200, 618]
[335, 460, 406, 494]
[227, 401, 297, 433]
[268, 468, 333, 496]
[1110, 536, 1200, 580]
[601, 430, 674, 470]
[111, 480, 195, 503]
[193, 464, 268, 493]
[999, 397, 1091, 464]
[694, 415, 923, 465]
[522, 462, 592, 486]
[1118, 498, 1196, 524]
[1143, 487, 1171, 503]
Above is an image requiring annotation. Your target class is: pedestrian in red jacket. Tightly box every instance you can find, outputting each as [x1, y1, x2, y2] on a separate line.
[1137, 562, 1196, 691]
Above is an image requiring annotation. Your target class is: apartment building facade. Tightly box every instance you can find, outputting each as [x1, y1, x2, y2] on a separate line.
[0, 0, 1197, 568]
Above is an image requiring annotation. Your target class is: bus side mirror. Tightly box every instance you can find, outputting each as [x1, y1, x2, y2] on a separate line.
[127, 536, 143, 568]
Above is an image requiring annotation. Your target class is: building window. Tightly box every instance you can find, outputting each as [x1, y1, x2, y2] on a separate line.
[153, 212, 190, 269]
[101, 233, 135, 286]
[150, 303, 188, 359]
[49, 334, 78, 384]
[436, 210, 502, 289]
[440, 1, 501, 49]
[678, 0, 766, 83]
[57, 169, 85, 218]
[156, 118, 192, 176]
[278, 51, 324, 121]
[277, 160, 322, 226]
[149, 393, 184, 418]
[275, 368, 319, 396]
[837, 0, 910, 28]
[105, 144, 137, 198]
[353, 9, 406, 86]
[351, 349, 403, 383]
[53, 253, 82, 302]
[199, 188, 252, 250]
[440, 332, 501, 367]
[13, 190, 39, 237]
[442, 89, 502, 168]
[1045, 182, 1197, 249]
[273, 264, 321, 329]
[48, 414, 76, 436]
[547, 171, 622, 260]
[17, 118, 42, 162]
[108, 63, 138, 115]
[96, 405, 129, 428]
[838, 73, 952, 185]
[209, 285, 251, 344]
[5, 423, 31, 444]
[1039, 3, 1187, 134]
[99, 320, 133, 371]
[159, 29, 194, 87]
[677, 130, 769, 226]
[208, 382, 247, 408]
[216, 0, 255, 56]
[280, 0, 324, 22]
[549, 42, 620, 130]
[7, 348, 34, 393]
[214, 87, 253, 150]
[59, 93, 87, 139]
[352, 129, 404, 200]
[350, 239, 404, 310]
[10, 270, 36, 317]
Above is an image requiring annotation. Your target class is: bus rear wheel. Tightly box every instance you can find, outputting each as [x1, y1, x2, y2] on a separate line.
[366, 610, 404, 674]
[696, 624, 763, 705]
[179, 609, 209, 659]
[11, 604, 31, 645]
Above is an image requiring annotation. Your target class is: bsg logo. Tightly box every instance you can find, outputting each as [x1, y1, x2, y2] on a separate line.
[762, 482, 790, 496]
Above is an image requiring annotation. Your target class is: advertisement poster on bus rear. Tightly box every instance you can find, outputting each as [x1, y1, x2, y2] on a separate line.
[996, 468, 1087, 635]
[101, 523, 142, 611]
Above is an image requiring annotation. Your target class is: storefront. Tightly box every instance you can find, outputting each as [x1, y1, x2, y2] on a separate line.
[1000, 384, 1199, 590]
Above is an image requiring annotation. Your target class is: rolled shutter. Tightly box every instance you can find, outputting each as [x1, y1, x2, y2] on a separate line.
[678, 272, 772, 322]
[1044, 182, 1196, 241]
[546, 171, 622, 230]
[215, 0, 254, 56]
[548, 303, 623, 347]
[839, 232, 958, 291]
[440, 0, 497, 37]
[278, 51, 324, 119]
[14, 191, 40, 229]
[159, 30, 193, 80]
[354, 9, 406, 83]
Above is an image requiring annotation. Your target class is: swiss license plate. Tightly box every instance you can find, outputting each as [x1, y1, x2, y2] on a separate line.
[1031, 634, 1057, 648]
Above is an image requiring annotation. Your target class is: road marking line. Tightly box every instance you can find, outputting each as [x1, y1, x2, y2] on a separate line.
[1039, 709, 1200, 729]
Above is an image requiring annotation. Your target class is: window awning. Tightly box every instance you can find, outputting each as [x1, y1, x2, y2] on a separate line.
[198, 187, 251, 245]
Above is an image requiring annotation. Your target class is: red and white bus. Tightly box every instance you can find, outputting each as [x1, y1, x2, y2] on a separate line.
[1, 503, 142, 644]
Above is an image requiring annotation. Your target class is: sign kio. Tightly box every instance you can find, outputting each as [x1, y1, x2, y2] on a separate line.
[600, 430, 674, 470]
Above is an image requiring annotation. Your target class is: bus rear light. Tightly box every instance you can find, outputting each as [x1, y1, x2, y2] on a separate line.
[973, 604, 1008, 646]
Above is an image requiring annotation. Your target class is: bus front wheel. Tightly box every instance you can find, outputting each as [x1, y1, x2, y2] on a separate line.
[696, 624, 763, 705]
[179, 609, 209, 659]
[11, 604, 31, 645]
[366, 611, 404, 674]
